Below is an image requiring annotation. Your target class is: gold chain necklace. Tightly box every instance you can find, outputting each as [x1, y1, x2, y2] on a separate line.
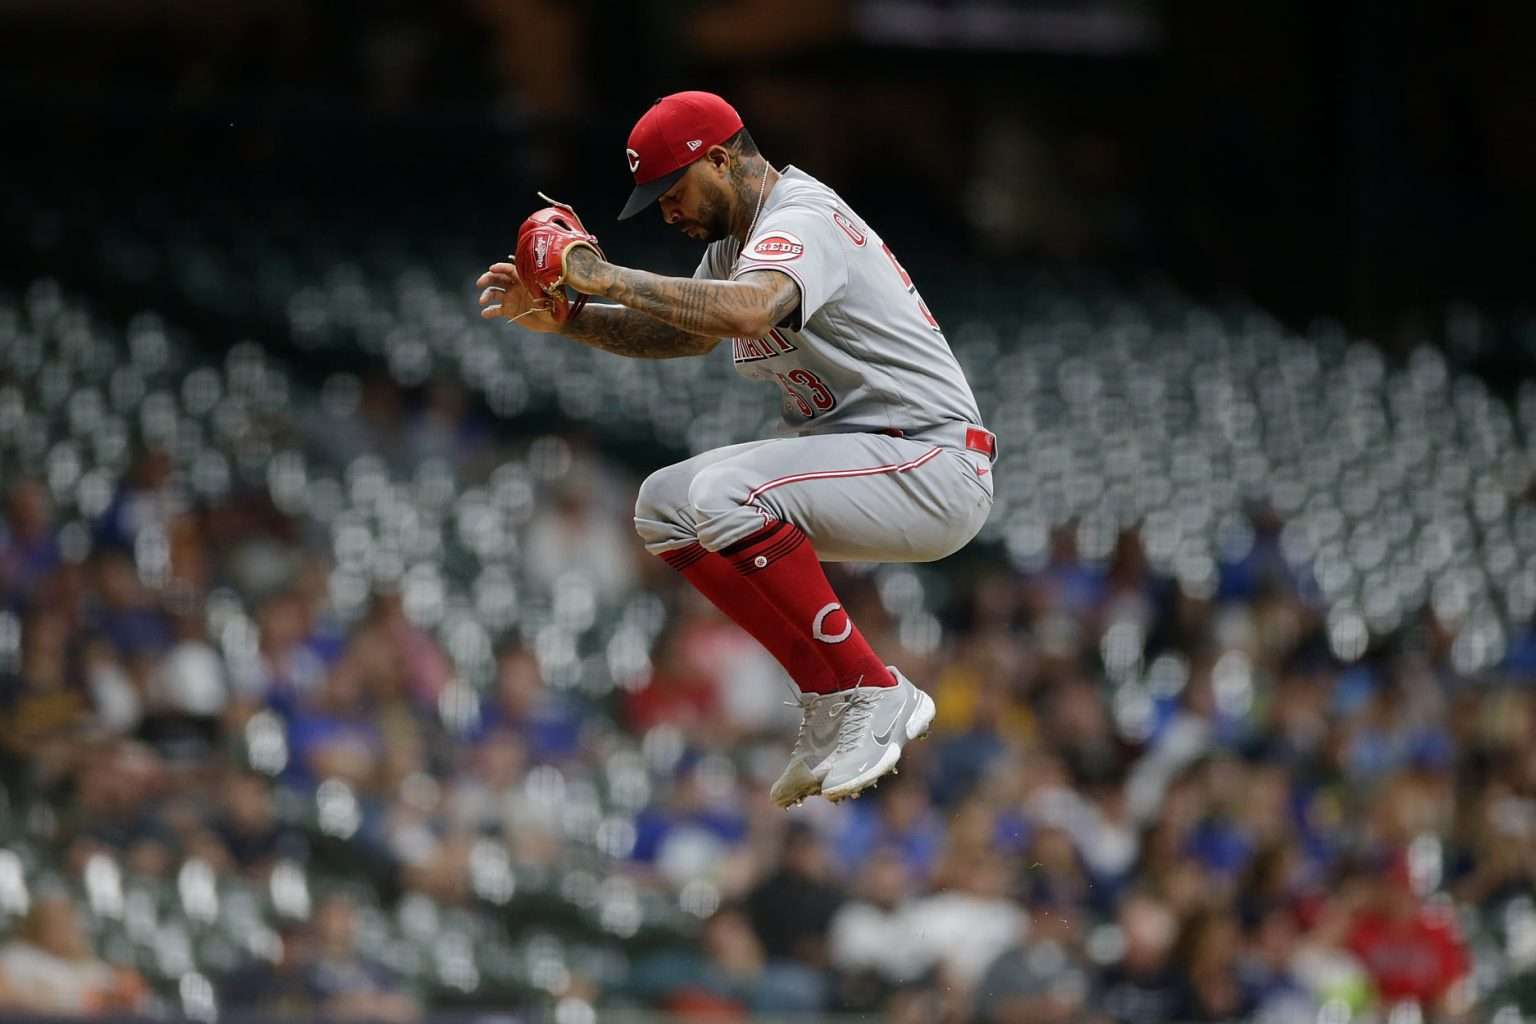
[740, 159, 771, 255]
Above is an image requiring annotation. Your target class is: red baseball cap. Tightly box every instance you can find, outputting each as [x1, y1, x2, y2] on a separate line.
[618, 91, 744, 220]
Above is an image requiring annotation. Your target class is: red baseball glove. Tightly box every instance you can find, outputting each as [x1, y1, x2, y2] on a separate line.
[513, 193, 606, 323]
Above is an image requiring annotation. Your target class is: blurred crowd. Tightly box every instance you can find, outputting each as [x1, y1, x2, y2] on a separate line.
[3, 375, 1535, 1024]
[3, 268, 1536, 1024]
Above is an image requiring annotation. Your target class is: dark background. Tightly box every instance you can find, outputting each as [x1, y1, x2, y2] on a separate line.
[3, 0, 1533, 365]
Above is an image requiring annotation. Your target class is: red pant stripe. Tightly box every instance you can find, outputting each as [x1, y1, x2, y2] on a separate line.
[743, 445, 944, 507]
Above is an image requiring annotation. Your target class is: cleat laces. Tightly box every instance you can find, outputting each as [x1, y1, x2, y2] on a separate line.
[830, 692, 877, 755]
[785, 693, 822, 760]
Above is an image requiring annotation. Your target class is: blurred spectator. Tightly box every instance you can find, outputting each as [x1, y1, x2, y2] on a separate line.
[624, 905, 825, 1016]
[929, 665, 1029, 805]
[82, 633, 140, 736]
[138, 611, 228, 759]
[903, 847, 1028, 990]
[834, 774, 945, 883]
[64, 740, 178, 879]
[675, 594, 803, 738]
[361, 592, 453, 711]
[523, 461, 637, 605]
[211, 766, 304, 878]
[631, 754, 748, 887]
[1240, 905, 1320, 1023]
[94, 448, 178, 555]
[286, 654, 383, 789]
[2, 606, 94, 776]
[1092, 891, 1183, 1024]
[625, 625, 726, 738]
[1340, 868, 1471, 1013]
[219, 919, 318, 1017]
[224, 582, 322, 719]
[1170, 910, 1256, 1021]
[298, 893, 421, 1022]
[973, 937, 1103, 1024]
[405, 376, 491, 470]
[1017, 823, 1098, 929]
[0, 890, 148, 1015]
[0, 479, 59, 606]
[829, 846, 923, 994]
[447, 727, 527, 835]
[479, 643, 582, 762]
[746, 823, 842, 969]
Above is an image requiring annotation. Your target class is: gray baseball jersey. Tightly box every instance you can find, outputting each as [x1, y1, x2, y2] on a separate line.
[694, 166, 984, 437]
[634, 165, 995, 563]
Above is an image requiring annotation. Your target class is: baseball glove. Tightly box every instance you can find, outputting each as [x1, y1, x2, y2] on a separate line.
[513, 193, 606, 323]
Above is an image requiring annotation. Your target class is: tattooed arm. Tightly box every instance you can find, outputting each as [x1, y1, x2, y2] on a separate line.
[561, 304, 720, 359]
[563, 248, 800, 340]
[477, 260, 718, 359]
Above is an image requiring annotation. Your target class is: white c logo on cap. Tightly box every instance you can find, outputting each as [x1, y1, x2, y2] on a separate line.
[626, 148, 640, 173]
[812, 603, 852, 644]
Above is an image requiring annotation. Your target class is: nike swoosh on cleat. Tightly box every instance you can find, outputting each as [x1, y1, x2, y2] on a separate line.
[872, 692, 911, 744]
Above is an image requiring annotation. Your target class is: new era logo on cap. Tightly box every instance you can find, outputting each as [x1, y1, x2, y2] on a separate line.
[618, 91, 745, 220]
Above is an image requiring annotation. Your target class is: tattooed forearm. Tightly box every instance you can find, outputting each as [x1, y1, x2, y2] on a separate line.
[750, 270, 801, 327]
[567, 249, 798, 339]
[560, 303, 719, 359]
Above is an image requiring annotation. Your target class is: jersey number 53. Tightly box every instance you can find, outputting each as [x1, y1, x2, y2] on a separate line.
[774, 369, 836, 418]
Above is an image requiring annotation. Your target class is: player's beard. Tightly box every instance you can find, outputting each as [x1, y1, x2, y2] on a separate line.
[691, 179, 734, 243]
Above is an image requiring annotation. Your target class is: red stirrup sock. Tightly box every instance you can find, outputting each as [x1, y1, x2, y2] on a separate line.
[659, 544, 837, 694]
[721, 523, 894, 692]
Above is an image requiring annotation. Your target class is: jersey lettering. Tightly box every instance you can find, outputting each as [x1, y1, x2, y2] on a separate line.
[882, 242, 941, 332]
[833, 211, 866, 247]
[732, 328, 799, 364]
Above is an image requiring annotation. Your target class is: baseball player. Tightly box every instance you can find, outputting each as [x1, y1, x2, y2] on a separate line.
[477, 91, 996, 805]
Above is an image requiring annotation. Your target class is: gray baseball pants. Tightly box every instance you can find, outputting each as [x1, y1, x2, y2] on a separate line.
[634, 429, 995, 561]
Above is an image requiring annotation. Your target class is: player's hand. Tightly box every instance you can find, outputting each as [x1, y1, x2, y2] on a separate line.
[512, 196, 605, 322]
[558, 245, 606, 296]
[477, 261, 563, 334]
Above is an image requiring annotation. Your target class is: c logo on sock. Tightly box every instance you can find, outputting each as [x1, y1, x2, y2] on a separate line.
[812, 602, 852, 644]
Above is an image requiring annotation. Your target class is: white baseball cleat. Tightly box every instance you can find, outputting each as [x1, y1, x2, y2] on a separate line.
[770, 692, 839, 808]
[818, 667, 935, 803]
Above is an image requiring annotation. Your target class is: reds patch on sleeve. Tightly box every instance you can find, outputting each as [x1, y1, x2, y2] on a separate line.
[747, 232, 805, 262]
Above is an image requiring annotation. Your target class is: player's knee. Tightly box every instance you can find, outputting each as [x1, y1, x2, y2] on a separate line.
[634, 462, 691, 528]
[686, 464, 747, 516]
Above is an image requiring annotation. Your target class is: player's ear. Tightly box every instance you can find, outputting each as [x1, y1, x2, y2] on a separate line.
[705, 145, 731, 172]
